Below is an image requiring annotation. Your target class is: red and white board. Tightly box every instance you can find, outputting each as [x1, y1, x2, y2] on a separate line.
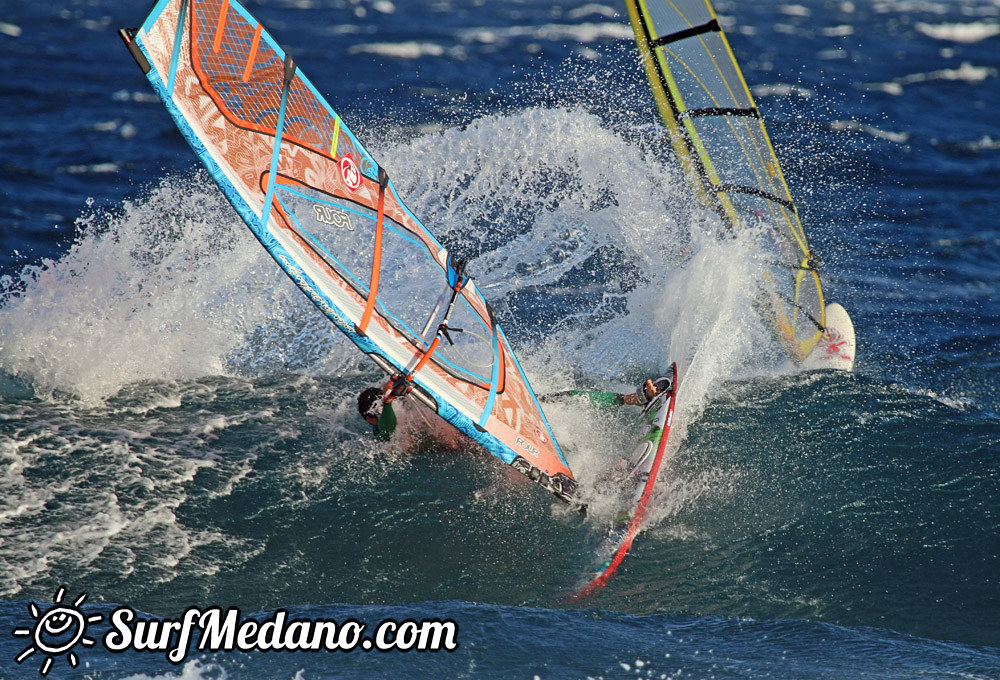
[802, 303, 856, 372]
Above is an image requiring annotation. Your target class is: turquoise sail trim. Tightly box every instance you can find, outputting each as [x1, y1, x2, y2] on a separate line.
[166, 0, 188, 95]
[479, 328, 501, 429]
[259, 58, 294, 230]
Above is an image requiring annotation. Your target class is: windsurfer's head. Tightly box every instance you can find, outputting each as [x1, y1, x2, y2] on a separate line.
[357, 387, 383, 428]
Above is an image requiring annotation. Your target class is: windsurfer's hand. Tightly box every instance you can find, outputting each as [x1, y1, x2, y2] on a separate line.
[632, 379, 656, 406]
[642, 379, 659, 401]
[383, 375, 412, 403]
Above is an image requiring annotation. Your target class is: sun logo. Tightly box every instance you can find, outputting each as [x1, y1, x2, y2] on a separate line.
[12, 586, 102, 677]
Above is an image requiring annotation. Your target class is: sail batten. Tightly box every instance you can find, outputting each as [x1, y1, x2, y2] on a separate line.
[649, 18, 720, 47]
[124, 0, 577, 501]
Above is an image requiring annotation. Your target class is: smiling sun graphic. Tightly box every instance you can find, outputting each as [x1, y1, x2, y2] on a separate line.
[12, 587, 103, 676]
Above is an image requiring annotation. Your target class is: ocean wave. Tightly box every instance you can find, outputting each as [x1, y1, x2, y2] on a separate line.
[830, 119, 910, 143]
[867, 61, 997, 94]
[751, 83, 815, 98]
[347, 41, 454, 60]
[457, 22, 634, 45]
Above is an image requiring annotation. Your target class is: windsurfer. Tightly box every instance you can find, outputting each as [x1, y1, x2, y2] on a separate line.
[357, 376, 669, 452]
[357, 377, 471, 453]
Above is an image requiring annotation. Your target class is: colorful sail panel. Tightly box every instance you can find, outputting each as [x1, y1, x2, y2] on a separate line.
[624, 0, 825, 360]
[121, 0, 576, 501]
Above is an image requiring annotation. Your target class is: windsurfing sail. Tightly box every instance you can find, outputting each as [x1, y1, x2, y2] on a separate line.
[119, 0, 577, 502]
[623, 0, 826, 361]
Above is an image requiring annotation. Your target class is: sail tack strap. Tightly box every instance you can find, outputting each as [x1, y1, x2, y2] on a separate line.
[357, 167, 390, 335]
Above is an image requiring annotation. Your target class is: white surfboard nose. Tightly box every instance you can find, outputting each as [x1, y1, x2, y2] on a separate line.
[802, 302, 856, 372]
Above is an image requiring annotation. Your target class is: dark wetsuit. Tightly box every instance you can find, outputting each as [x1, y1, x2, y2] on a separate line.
[371, 400, 398, 441]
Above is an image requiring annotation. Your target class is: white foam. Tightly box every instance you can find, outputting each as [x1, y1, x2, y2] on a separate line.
[780, 5, 812, 17]
[348, 41, 449, 59]
[821, 24, 855, 37]
[868, 61, 998, 94]
[0, 105, 814, 540]
[567, 4, 619, 20]
[457, 22, 634, 45]
[751, 83, 815, 99]
[61, 162, 121, 174]
[0, 409, 263, 596]
[123, 659, 229, 680]
[830, 119, 910, 143]
[960, 135, 1000, 151]
[915, 21, 1000, 43]
[0, 173, 317, 402]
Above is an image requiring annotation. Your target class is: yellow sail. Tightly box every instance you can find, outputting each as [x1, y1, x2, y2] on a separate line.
[625, 0, 825, 360]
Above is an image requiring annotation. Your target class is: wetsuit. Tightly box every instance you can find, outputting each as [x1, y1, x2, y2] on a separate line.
[371, 400, 397, 441]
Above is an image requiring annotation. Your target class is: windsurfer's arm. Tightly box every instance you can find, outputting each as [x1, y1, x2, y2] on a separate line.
[540, 379, 666, 408]
[540, 389, 629, 408]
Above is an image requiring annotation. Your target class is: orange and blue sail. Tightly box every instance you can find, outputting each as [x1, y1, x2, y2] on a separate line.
[120, 0, 576, 501]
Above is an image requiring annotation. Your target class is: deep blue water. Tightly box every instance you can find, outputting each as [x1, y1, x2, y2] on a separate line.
[1, 0, 999, 678]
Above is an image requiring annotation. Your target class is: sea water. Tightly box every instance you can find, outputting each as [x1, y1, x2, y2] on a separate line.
[1, 0, 998, 678]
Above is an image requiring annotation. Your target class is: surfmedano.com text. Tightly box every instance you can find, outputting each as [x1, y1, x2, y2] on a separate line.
[105, 607, 459, 664]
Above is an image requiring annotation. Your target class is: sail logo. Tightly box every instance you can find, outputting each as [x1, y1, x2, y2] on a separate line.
[313, 204, 354, 230]
[12, 587, 102, 676]
[340, 154, 363, 192]
[514, 436, 540, 458]
[818, 327, 853, 361]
